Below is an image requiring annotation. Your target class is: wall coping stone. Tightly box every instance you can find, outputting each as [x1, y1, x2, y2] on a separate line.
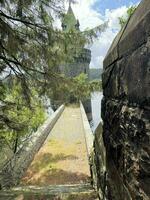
[0, 105, 65, 189]
[80, 102, 94, 158]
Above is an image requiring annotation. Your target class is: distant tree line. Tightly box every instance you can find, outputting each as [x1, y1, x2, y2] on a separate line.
[89, 68, 103, 81]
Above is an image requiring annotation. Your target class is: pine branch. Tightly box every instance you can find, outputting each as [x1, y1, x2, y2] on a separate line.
[0, 11, 48, 30]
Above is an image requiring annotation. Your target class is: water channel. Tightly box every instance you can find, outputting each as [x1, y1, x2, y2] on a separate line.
[91, 91, 103, 132]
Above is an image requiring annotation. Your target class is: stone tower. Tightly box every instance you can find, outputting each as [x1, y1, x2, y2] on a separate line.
[61, 2, 80, 32]
[60, 2, 92, 119]
[60, 2, 91, 79]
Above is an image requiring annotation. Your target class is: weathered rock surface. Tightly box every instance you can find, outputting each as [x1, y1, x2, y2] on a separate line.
[90, 123, 107, 200]
[92, 0, 150, 199]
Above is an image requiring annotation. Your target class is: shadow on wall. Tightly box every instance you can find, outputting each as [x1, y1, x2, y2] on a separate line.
[29, 153, 79, 171]
[22, 168, 90, 186]
[21, 152, 89, 186]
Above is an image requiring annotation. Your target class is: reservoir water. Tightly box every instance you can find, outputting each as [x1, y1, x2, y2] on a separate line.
[91, 92, 103, 132]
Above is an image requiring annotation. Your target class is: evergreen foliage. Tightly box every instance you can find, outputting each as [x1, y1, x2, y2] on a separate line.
[119, 6, 137, 28]
[89, 68, 103, 81]
[52, 73, 102, 103]
[0, 0, 106, 150]
[0, 78, 46, 152]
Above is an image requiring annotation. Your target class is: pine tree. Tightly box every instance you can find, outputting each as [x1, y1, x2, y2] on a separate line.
[0, 0, 106, 149]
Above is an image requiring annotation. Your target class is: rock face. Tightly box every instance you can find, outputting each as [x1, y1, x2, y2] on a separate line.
[94, 0, 150, 199]
[90, 123, 107, 200]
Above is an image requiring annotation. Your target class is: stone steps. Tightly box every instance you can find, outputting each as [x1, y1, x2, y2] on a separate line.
[0, 183, 99, 200]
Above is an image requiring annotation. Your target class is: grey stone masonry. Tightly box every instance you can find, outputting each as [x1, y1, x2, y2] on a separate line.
[93, 0, 150, 199]
[60, 48, 91, 78]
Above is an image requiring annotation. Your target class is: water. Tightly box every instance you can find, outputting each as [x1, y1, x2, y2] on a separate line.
[91, 91, 103, 132]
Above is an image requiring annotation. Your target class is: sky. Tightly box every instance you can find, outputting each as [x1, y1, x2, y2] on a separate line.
[63, 0, 140, 69]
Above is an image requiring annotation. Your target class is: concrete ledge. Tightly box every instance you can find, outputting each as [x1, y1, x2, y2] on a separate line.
[80, 102, 94, 157]
[0, 105, 65, 189]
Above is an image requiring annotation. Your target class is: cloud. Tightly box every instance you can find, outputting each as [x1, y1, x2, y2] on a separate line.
[69, 1, 129, 68]
[67, 0, 104, 30]
[56, 1, 130, 68]
[90, 6, 128, 68]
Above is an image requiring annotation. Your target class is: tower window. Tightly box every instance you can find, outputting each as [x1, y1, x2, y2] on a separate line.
[62, 23, 67, 30]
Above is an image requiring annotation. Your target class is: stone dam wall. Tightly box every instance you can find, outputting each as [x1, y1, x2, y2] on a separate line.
[91, 0, 150, 199]
[0, 105, 65, 189]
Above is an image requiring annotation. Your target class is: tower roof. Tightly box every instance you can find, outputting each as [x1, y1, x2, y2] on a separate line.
[62, 3, 80, 31]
